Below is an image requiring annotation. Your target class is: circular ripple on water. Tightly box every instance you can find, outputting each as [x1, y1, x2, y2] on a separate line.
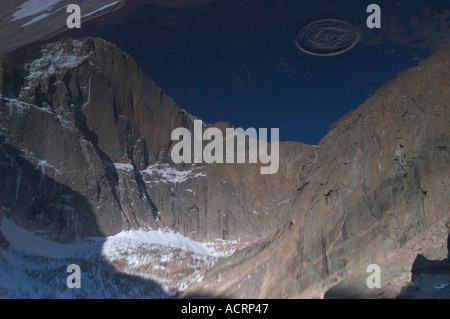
[295, 19, 360, 56]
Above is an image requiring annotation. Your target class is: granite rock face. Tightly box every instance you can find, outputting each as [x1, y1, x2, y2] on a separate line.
[273, 49, 449, 298]
[0, 38, 310, 244]
[0, 38, 170, 241]
[195, 48, 450, 298]
[0, 37, 448, 298]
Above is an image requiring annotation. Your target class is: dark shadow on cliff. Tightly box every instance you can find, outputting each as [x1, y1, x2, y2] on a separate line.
[398, 254, 450, 299]
[447, 221, 450, 260]
[398, 224, 450, 299]
[400, 223, 450, 299]
[323, 283, 371, 299]
[325, 226, 450, 300]
[0, 141, 220, 298]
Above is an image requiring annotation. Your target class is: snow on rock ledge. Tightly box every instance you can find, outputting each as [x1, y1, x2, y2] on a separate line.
[142, 163, 206, 184]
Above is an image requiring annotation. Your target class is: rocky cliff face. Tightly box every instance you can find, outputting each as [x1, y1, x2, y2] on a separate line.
[0, 37, 448, 298]
[1, 38, 170, 241]
[270, 49, 449, 298]
[191, 48, 450, 298]
[0, 38, 310, 245]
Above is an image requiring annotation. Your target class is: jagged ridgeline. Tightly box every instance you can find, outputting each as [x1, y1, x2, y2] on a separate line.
[0, 37, 448, 298]
[0, 38, 302, 244]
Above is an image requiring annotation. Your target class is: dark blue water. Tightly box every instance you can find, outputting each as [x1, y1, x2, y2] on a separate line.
[56, 0, 450, 144]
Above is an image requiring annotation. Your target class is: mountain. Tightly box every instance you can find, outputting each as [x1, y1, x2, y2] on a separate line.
[191, 46, 450, 299]
[0, 37, 448, 298]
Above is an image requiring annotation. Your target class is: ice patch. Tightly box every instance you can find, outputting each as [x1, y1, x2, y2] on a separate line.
[5, 98, 31, 117]
[1, 217, 237, 260]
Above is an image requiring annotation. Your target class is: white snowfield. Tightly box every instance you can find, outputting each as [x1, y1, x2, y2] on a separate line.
[0, 217, 238, 297]
[1, 217, 234, 259]
[104, 228, 233, 258]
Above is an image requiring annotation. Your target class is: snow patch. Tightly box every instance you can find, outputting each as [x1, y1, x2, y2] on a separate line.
[0, 218, 239, 296]
[21, 12, 51, 27]
[82, 1, 120, 18]
[102, 228, 235, 259]
[22, 40, 89, 93]
[114, 163, 134, 171]
[38, 160, 61, 174]
[142, 163, 206, 184]
[12, 0, 62, 20]
[186, 189, 196, 195]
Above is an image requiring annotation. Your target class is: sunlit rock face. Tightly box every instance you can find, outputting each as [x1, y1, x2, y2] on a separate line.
[187, 47, 450, 299]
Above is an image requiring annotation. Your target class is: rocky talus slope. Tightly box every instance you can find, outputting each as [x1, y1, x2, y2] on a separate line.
[0, 37, 448, 298]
